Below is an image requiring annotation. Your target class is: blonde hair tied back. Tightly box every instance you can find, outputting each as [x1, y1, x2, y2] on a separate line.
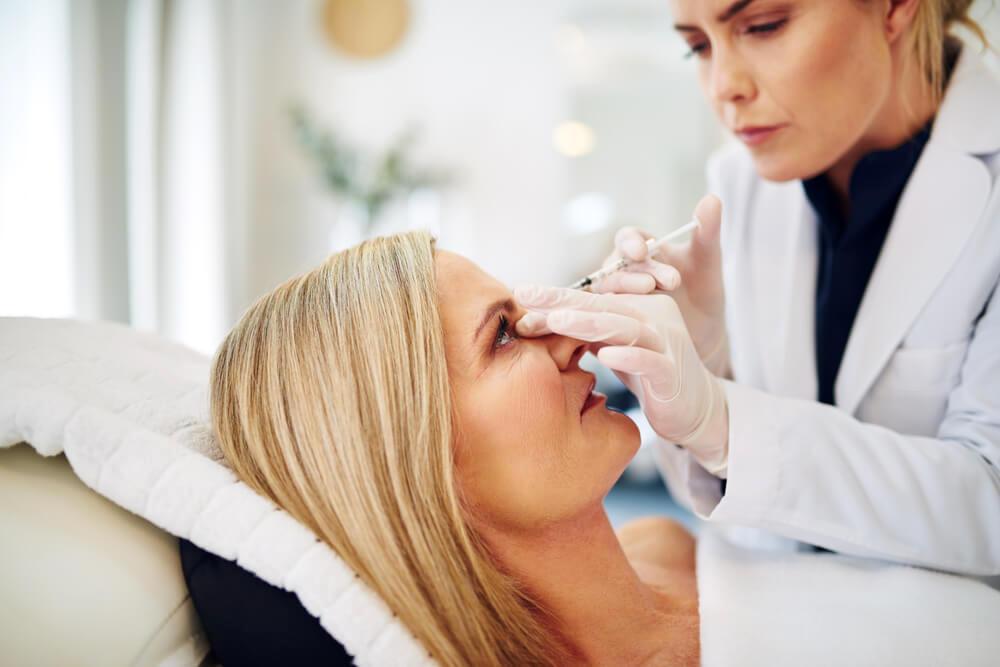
[210, 231, 564, 665]
[911, 0, 993, 102]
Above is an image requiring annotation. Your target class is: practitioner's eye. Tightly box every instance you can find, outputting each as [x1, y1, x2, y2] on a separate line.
[683, 39, 710, 60]
[745, 18, 787, 36]
[493, 314, 518, 352]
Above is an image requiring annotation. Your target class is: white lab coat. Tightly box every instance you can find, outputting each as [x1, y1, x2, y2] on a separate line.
[654, 44, 1000, 576]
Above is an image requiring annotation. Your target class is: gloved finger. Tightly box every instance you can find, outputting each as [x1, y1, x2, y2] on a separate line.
[515, 284, 611, 314]
[596, 345, 681, 402]
[623, 260, 681, 291]
[614, 226, 656, 262]
[514, 311, 551, 337]
[693, 194, 721, 235]
[590, 271, 656, 295]
[514, 285, 649, 321]
[691, 194, 723, 266]
[546, 309, 663, 351]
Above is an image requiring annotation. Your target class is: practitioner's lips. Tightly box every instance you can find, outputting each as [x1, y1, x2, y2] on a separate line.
[734, 124, 787, 146]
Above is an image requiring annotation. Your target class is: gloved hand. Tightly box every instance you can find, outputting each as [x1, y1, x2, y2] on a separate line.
[531, 195, 732, 378]
[514, 286, 730, 476]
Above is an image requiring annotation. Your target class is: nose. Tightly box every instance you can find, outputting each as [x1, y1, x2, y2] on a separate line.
[511, 300, 587, 370]
[707, 45, 755, 107]
[542, 334, 587, 372]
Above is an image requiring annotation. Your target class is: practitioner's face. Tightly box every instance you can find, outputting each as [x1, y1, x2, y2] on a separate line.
[435, 250, 640, 533]
[670, 0, 907, 181]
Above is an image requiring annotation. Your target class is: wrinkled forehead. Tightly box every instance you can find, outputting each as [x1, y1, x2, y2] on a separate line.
[434, 250, 512, 355]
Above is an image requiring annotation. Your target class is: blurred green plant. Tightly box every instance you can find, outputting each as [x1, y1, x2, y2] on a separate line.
[290, 105, 452, 233]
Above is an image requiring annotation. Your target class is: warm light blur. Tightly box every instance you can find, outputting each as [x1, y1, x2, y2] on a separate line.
[553, 120, 597, 157]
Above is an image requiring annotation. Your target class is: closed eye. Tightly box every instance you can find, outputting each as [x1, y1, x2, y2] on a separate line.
[746, 18, 786, 35]
[684, 42, 709, 59]
[682, 16, 788, 59]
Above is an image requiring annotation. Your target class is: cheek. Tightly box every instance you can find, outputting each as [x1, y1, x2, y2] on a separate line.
[466, 352, 566, 445]
[453, 353, 571, 526]
[785, 27, 883, 121]
[760, 17, 889, 177]
[510, 361, 566, 438]
[495, 354, 568, 468]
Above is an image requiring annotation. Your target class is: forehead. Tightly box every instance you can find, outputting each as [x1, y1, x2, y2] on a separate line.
[434, 249, 510, 341]
[668, 0, 717, 12]
[669, 0, 751, 20]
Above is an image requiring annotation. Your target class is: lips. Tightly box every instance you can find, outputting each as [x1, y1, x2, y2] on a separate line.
[581, 391, 606, 415]
[734, 124, 786, 147]
[578, 376, 606, 416]
[578, 376, 596, 414]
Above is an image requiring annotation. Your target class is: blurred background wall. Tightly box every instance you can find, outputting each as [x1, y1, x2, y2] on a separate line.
[2, 0, 998, 356]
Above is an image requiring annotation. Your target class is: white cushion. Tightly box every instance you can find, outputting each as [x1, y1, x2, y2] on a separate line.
[0, 442, 210, 666]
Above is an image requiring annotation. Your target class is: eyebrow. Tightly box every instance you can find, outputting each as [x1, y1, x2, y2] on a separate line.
[674, 0, 756, 31]
[473, 297, 515, 346]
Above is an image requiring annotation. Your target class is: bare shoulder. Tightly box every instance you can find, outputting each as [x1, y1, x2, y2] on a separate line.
[617, 515, 693, 546]
[617, 516, 696, 571]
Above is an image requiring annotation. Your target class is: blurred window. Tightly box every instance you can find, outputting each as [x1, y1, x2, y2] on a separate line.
[0, 0, 74, 318]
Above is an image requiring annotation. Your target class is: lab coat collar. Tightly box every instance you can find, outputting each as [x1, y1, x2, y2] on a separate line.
[833, 46, 997, 415]
[928, 43, 1000, 155]
[758, 184, 819, 402]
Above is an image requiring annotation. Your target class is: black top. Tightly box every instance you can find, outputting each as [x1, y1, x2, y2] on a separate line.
[179, 538, 354, 666]
[803, 122, 932, 405]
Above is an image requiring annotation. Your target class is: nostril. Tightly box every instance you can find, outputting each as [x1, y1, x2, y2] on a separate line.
[550, 335, 590, 372]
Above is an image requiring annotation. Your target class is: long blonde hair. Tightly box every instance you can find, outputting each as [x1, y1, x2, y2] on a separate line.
[210, 231, 565, 665]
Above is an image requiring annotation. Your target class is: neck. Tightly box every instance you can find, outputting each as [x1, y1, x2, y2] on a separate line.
[484, 504, 688, 665]
[826, 47, 941, 206]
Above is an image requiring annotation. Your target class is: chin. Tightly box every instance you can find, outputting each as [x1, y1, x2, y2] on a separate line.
[584, 401, 642, 452]
[749, 138, 840, 183]
[749, 152, 812, 182]
[577, 414, 642, 508]
[605, 409, 642, 452]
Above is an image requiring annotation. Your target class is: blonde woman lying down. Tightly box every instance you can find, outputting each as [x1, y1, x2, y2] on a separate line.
[209, 230, 699, 666]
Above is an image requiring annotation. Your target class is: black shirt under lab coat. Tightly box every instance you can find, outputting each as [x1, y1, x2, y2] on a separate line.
[721, 121, 934, 498]
[804, 122, 933, 406]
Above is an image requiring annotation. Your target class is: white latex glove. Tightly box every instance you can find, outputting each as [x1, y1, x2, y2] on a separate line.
[514, 286, 730, 476]
[530, 195, 732, 378]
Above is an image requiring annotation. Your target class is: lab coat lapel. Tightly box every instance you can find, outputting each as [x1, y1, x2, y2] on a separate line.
[752, 183, 818, 400]
[835, 149, 989, 415]
[834, 43, 999, 416]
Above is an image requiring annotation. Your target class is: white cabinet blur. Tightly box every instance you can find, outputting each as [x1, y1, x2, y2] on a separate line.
[555, 3, 725, 281]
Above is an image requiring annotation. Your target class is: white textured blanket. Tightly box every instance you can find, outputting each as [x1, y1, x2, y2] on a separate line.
[2, 317, 999, 667]
[0, 318, 433, 666]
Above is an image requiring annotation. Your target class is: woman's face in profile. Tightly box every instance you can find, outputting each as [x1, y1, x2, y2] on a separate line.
[435, 250, 640, 533]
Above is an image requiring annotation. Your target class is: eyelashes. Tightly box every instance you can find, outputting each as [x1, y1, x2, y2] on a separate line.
[683, 18, 789, 60]
[746, 18, 787, 36]
[493, 313, 518, 352]
[684, 43, 708, 60]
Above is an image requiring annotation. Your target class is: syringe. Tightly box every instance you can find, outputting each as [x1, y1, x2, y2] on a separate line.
[568, 219, 699, 290]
